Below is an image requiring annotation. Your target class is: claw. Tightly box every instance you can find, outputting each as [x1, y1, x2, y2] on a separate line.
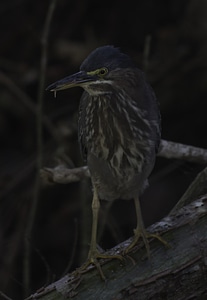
[123, 196, 170, 257]
[123, 229, 169, 257]
[78, 250, 123, 280]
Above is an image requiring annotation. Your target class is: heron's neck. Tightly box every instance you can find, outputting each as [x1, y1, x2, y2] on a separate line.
[83, 81, 113, 96]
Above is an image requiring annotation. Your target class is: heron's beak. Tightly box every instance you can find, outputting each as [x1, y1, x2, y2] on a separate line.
[46, 71, 95, 92]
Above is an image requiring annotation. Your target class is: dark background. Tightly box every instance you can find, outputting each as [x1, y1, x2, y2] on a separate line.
[0, 0, 207, 298]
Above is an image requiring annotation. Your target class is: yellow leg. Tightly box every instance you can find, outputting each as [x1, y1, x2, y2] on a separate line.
[79, 186, 122, 279]
[88, 186, 100, 260]
[124, 196, 169, 256]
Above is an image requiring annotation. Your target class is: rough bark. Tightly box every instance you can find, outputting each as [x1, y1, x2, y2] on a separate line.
[25, 196, 207, 300]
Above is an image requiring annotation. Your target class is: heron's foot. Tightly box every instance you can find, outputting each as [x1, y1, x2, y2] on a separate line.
[123, 228, 169, 257]
[78, 249, 123, 280]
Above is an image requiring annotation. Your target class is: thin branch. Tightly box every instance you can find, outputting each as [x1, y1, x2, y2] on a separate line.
[143, 35, 151, 74]
[158, 139, 207, 164]
[23, 0, 57, 296]
[41, 165, 90, 184]
[0, 291, 13, 300]
[41, 140, 207, 184]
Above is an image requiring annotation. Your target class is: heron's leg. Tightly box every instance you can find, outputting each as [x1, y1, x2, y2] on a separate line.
[123, 196, 150, 256]
[88, 186, 100, 260]
[78, 186, 122, 280]
[124, 196, 169, 256]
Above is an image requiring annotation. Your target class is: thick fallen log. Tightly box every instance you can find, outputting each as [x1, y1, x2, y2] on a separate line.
[26, 195, 207, 300]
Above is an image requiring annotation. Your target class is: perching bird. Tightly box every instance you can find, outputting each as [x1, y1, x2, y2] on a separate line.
[47, 45, 162, 272]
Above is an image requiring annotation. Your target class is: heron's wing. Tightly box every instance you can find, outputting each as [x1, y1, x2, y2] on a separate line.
[146, 82, 161, 154]
[127, 69, 161, 154]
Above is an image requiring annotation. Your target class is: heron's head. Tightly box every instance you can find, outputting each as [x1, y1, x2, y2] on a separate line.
[47, 45, 136, 96]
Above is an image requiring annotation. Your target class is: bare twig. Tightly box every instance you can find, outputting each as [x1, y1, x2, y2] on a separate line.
[41, 165, 90, 184]
[143, 35, 151, 74]
[23, 0, 57, 296]
[0, 291, 13, 300]
[158, 139, 207, 164]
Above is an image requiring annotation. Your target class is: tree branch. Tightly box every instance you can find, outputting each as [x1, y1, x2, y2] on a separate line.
[41, 165, 90, 184]
[25, 196, 207, 300]
[158, 139, 207, 164]
[41, 140, 207, 184]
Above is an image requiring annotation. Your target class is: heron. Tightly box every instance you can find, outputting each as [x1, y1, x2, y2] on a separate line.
[47, 45, 165, 277]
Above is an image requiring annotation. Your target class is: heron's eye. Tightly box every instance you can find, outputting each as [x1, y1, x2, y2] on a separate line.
[98, 67, 108, 76]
